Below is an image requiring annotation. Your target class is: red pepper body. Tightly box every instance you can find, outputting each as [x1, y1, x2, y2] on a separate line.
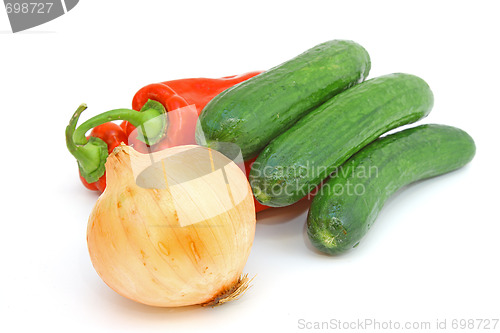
[162, 71, 262, 115]
[79, 171, 98, 191]
[90, 122, 129, 154]
[95, 173, 107, 193]
[120, 120, 135, 138]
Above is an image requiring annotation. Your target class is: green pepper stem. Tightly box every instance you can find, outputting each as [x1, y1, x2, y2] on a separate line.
[66, 104, 108, 178]
[66, 104, 89, 162]
[72, 108, 160, 145]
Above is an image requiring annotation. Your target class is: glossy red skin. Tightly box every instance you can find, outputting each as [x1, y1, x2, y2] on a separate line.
[91, 122, 128, 153]
[162, 71, 263, 115]
[119, 120, 135, 138]
[79, 171, 98, 191]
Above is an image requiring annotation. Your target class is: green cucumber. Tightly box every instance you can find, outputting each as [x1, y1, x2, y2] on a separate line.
[307, 124, 476, 255]
[196, 40, 371, 160]
[249, 73, 434, 207]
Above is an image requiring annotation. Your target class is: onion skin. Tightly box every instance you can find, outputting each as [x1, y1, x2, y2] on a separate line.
[87, 145, 256, 307]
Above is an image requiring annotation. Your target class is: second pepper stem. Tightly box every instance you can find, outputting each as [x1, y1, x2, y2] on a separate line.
[73, 102, 167, 146]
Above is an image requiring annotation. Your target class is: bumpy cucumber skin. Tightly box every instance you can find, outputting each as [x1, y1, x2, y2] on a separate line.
[307, 124, 476, 255]
[250, 73, 434, 207]
[196, 40, 371, 160]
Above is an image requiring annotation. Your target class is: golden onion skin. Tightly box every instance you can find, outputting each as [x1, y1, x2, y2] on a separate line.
[87, 145, 256, 307]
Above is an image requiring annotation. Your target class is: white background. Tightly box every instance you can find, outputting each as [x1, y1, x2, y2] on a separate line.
[1, 1, 499, 332]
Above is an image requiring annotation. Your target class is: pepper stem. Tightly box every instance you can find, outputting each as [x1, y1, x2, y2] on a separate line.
[73, 101, 167, 146]
[65, 104, 109, 183]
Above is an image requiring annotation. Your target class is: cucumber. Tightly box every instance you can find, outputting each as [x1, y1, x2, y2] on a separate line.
[196, 40, 371, 160]
[307, 124, 476, 255]
[249, 73, 434, 207]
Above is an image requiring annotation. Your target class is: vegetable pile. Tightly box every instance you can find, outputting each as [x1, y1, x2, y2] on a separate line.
[66, 39, 475, 307]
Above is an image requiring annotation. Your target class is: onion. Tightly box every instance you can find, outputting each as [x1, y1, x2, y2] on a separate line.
[87, 144, 256, 307]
